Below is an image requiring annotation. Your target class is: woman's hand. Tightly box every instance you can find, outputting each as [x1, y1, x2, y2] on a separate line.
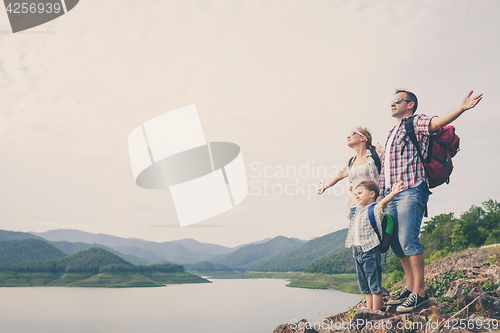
[317, 181, 326, 195]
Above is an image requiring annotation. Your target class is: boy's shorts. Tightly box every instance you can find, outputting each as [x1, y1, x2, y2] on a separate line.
[352, 245, 383, 294]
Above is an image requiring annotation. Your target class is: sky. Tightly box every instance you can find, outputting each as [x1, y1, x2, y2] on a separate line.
[1, 0, 499, 247]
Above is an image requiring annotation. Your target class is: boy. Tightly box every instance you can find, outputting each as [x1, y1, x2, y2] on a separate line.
[346, 180, 404, 310]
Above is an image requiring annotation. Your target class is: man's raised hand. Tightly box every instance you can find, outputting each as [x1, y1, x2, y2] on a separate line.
[461, 90, 483, 111]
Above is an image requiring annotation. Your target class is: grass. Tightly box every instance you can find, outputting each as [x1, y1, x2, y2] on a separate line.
[205, 271, 303, 280]
[286, 273, 361, 294]
[0, 272, 64, 286]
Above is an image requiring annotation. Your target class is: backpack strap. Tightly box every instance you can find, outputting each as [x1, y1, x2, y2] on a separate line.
[369, 149, 382, 174]
[349, 151, 381, 174]
[402, 115, 426, 164]
[402, 116, 432, 217]
[348, 156, 355, 169]
[368, 203, 382, 243]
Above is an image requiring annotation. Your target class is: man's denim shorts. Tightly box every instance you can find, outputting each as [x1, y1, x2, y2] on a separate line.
[352, 245, 383, 295]
[386, 182, 429, 258]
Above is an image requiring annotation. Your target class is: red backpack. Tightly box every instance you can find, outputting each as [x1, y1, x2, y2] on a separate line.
[403, 115, 460, 189]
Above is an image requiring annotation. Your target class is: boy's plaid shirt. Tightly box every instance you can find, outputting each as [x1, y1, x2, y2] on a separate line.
[378, 114, 434, 196]
[345, 203, 385, 251]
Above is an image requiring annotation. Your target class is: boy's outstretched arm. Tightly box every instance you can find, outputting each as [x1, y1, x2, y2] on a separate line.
[428, 90, 483, 133]
[380, 181, 404, 210]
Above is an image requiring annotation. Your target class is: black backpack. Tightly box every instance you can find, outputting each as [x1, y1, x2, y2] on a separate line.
[348, 148, 381, 173]
[367, 203, 395, 253]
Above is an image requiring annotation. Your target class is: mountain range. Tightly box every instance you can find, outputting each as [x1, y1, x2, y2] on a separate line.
[30, 229, 269, 264]
[0, 228, 348, 273]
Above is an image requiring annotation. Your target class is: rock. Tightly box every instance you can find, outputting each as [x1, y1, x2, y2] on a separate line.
[352, 302, 366, 310]
[324, 311, 352, 325]
[424, 284, 435, 298]
[460, 292, 500, 319]
[384, 305, 398, 315]
[351, 308, 388, 322]
[381, 314, 428, 333]
[273, 318, 319, 333]
[445, 284, 464, 298]
[466, 314, 500, 332]
[438, 313, 500, 333]
[470, 286, 483, 294]
[449, 278, 488, 290]
[273, 248, 500, 333]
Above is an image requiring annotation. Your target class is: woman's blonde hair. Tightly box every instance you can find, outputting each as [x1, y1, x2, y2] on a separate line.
[356, 127, 375, 150]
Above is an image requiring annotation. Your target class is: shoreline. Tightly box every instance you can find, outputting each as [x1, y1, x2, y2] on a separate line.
[0, 271, 210, 288]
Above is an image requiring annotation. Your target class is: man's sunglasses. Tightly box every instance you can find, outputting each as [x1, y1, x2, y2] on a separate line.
[392, 98, 413, 104]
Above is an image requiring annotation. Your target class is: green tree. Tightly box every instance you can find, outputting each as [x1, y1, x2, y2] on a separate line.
[421, 213, 455, 258]
[451, 205, 488, 250]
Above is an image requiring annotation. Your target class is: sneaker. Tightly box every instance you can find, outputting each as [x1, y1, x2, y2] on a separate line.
[396, 292, 429, 313]
[387, 288, 412, 306]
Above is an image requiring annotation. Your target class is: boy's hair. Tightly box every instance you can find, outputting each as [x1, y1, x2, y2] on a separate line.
[356, 180, 379, 200]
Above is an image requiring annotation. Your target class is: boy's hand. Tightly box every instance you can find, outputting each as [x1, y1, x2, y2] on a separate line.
[391, 181, 404, 195]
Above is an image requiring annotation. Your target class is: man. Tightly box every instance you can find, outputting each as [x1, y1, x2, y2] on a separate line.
[378, 89, 483, 313]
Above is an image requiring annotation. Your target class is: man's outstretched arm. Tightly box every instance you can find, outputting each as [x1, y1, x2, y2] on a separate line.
[428, 90, 483, 133]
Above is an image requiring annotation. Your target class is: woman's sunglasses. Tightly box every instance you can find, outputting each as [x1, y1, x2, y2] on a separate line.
[349, 130, 365, 137]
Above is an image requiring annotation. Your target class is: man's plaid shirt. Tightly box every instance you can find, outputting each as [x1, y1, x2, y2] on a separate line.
[345, 203, 385, 252]
[378, 114, 434, 197]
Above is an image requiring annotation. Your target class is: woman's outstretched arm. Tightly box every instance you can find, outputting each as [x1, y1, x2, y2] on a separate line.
[317, 170, 347, 195]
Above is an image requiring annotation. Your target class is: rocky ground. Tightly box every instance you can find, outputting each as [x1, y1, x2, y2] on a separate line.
[273, 247, 500, 333]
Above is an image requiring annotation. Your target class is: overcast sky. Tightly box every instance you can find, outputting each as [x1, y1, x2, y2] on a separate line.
[1, 0, 499, 247]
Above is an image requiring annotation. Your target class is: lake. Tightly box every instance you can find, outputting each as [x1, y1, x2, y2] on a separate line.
[0, 278, 362, 333]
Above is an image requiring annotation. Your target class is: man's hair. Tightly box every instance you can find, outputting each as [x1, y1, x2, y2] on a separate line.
[395, 88, 418, 114]
[356, 180, 379, 200]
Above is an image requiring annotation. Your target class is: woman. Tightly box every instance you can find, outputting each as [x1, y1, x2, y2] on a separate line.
[317, 127, 383, 219]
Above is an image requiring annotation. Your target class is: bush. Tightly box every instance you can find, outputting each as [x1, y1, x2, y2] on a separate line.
[384, 270, 405, 288]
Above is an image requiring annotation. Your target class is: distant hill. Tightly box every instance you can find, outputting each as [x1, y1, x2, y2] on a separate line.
[31, 229, 240, 264]
[212, 236, 304, 270]
[230, 238, 273, 251]
[0, 230, 43, 241]
[2, 247, 135, 273]
[0, 230, 149, 265]
[184, 261, 234, 272]
[31, 229, 152, 248]
[0, 247, 208, 288]
[0, 239, 67, 267]
[303, 248, 356, 274]
[108, 245, 166, 264]
[49, 241, 149, 266]
[251, 229, 349, 272]
[170, 239, 235, 256]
